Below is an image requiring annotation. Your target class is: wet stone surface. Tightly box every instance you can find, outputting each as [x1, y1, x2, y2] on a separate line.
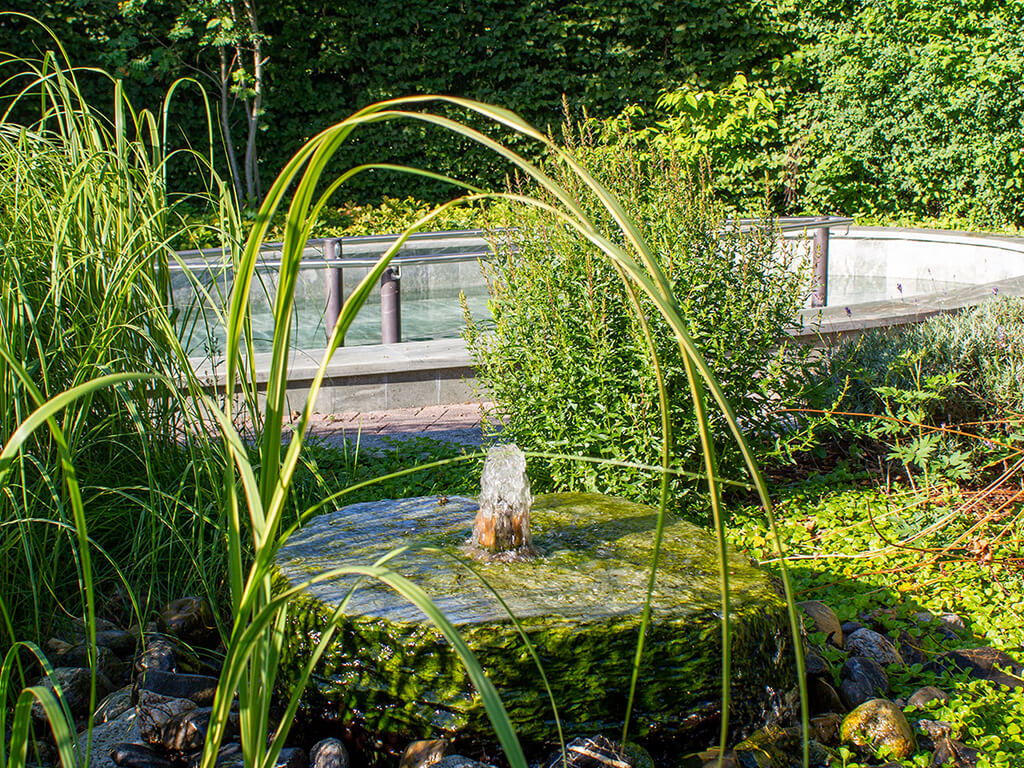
[274, 492, 793, 747]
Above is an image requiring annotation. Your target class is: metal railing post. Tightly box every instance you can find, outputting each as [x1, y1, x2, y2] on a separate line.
[811, 219, 830, 307]
[380, 266, 401, 344]
[324, 238, 344, 343]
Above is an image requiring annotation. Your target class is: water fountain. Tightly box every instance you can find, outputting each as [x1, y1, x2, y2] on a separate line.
[274, 446, 791, 759]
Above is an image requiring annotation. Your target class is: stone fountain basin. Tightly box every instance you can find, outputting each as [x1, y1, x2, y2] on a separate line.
[273, 493, 792, 749]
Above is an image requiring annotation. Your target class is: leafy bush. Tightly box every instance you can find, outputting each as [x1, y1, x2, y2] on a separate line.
[464, 120, 810, 510]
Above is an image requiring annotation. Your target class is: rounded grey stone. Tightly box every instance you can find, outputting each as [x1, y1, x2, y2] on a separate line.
[311, 738, 350, 768]
[845, 628, 903, 666]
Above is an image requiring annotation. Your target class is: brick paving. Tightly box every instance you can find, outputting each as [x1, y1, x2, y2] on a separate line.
[304, 401, 496, 449]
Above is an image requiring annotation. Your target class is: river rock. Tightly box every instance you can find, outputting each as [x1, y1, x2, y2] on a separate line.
[840, 699, 916, 759]
[839, 657, 888, 709]
[189, 743, 243, 768]
[135, 637, 178, 675]
[400, 739, 446, 768]
[907, 686, 950, 709]
[95, 630, 138, 658]
[799, 601, 843, 648]
[845, 629, 903, 666]
[157, 598, 218, 648]
[926, 647, 1024, 689]
[275, 747, 307, 768]
[110, 743, 173, 768]
[76, 706, 139, 768]
[544, 736, 640, 768]
[840, 621, 864, 638]
[135, 670, 218, 705]
[917, 720, 955, 740]
[135, 690, 196, 744]
[432, 757, 488, 768]
[95, 685, 135, 724]
[32, 667, 114, 722]
[810, 713, 843, 745]
[808, 678, 844, 715]
[929, 736, 979, 767]
[804, 650, 829, 680]
[53, 644, 127, 685]
[159, 706, 239, 752]
[275, 493, 793, 747]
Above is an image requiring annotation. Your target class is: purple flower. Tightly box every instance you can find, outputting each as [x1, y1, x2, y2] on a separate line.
[896, 283, 903, 294]
[845, 306, 852, 317]
[993, 286, 999, 295]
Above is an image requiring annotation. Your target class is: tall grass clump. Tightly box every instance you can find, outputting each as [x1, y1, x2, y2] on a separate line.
[464, 116, 811, 510]
[0, 41, 809, 768]
[0, 37, 239, 650]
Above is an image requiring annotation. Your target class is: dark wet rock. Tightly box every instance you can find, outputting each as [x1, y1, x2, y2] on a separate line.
[95, 685, 134, 724]
[157, 598, 218, 649]
[808, 678, 844, 715]
[545, 736, 638, 768]
[930, 736, 980, 767]
[895, 629, 928, 665]
[845, 629, 903, 666]
[135, 670, 218, 705]
[135, 690, 196, 745]
[109, 743, 173, 768]
[840, 699, 916, 759]
[95, 630, 138, 659]
[311, 739, 350, 768]
[917, 720, 955, 740]
[53, 644, 127, 686]
[189, 743, 242, 768]
[76, 706, 139, 768]
[135, 637, 178, 675]
[733, 726, 834, 768]
[157, 707, 211, 752]
[839, 657, 889, 709]
[433, 758, 488, 768]
[907, 686, 951, 709]
[275, 747, 307, 768]
[32, 667, 114, 722]
[840, 621, 864, 638]
[810, 713, 843, 745]
[804, 651, 829, 680]
[400, 739, 445, 768]
[799, 601, 843, 648]
[157, 707, 239, 752]
[927, 647, 1024, 689]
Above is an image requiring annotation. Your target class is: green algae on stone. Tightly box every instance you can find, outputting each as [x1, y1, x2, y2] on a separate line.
[273, 493, 792, 748]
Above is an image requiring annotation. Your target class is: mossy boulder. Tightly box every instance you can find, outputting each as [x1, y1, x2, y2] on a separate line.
[274, 493, 792, 749]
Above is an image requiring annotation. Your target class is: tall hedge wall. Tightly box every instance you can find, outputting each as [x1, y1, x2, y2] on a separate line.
[0, 0, 797, 201]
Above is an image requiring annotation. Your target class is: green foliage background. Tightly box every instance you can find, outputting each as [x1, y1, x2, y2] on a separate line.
[2, 0, 1021, 225]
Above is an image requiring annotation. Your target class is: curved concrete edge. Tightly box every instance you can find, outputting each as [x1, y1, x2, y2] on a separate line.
[188, 226, 1024, 410]
[794, 273, 1024, 344]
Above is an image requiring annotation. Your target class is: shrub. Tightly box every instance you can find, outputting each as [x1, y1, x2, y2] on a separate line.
[463, 120, 810, 511]
[803, 297, 1024, 481]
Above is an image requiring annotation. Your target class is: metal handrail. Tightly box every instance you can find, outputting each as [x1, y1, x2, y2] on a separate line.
[172, 217, 848, 343]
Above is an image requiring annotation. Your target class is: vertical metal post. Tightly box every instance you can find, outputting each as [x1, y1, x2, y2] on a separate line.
[811, 220, 830, 308]
[380, 266, 401, 344]
[324, 238, 344, 343]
